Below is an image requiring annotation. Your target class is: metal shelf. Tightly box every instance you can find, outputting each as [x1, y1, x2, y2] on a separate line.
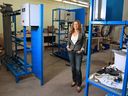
[85, 0, 128, 96]
[91, 21, 126, 25]
[7, 63, 32, 82]
[51, 8, 70, 61]
[89, 79, 124, 96]
[2, 4, 44, 85]
[8, 15, 32, 82]
[55, 32, 67, 35]
[51, 8, 86, 61]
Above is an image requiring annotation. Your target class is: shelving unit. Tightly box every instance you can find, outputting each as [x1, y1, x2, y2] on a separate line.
[52, 8, 86, 61]
[11, 15, 31, 51]
[6, 13, 32, 82]
[85, 0, 128, 96]
[1, 4, 44, 85]
[44, 27, 56, 47]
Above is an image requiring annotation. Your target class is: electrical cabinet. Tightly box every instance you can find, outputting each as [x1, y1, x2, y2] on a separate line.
[65, 11, 75, 22]
[21, 3, 40, 26]
[54, 9, 75, 22]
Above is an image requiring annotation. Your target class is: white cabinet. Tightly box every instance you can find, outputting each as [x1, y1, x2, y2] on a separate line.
[21, 3, 40, 26]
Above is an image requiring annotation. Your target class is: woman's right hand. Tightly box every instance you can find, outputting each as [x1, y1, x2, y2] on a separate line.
[67, 47, 72, 51]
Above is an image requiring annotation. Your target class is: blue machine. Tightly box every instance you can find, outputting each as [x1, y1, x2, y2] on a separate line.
[85, 0, 128, 96]
[6, 4, 44, 85]
[52, 8, 86, 61]
[93, 0, 124, 21]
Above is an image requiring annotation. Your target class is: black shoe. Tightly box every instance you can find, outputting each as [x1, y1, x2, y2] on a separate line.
[71, 82, 76, 87]
[76, 86, 82, 93]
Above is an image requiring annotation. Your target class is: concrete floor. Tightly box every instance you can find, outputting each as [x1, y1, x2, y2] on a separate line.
[0, 48, 112, 96]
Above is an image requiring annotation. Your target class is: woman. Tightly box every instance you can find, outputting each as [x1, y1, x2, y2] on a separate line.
[67, 20, 85, 92]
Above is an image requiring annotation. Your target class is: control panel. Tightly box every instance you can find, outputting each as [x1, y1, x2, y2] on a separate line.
[21, 3, 40, 26]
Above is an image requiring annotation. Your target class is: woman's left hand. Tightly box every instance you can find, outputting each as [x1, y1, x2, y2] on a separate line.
[76, 50, 82, 54]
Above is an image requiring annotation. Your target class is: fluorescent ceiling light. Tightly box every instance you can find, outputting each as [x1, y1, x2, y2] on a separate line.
[71, 0, 77, 1]
[77, 1, 89, 5]
[63, 0, 89, 8]
[55, 0, 62, 2]
[54, 0, 89, 8]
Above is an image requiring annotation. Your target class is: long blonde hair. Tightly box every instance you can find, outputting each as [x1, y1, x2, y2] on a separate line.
[70, 20, 82, 35]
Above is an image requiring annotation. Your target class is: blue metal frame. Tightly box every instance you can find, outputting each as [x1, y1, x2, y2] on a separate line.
[7, 16, 33, 82]
[32, 4, 44, 85]
[85, 0, 93, 95]
[85, 0, 128, 96]
[6, 4, 44, 85]
[120, 25, 125, 49]
[71, 8, 86, 26]
[91, 21, 126, 25]
[52, 8, 86, 61]
[6, 14, 32, 82]
[52, 8, 71, 61]
[23, 26, 27, 72]
[122, 44, 128, 96]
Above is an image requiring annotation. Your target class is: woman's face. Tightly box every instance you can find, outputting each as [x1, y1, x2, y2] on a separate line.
[73, 21, 79, 30]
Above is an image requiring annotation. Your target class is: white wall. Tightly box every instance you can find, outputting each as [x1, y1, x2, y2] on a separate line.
[0, 0, 82, 34]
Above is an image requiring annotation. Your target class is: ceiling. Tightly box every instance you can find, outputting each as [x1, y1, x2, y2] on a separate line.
[77, 0, 89, 2]
[53, 0, 90, 8]
[53, 0, 90, 3]
[64, 0, 89, 2]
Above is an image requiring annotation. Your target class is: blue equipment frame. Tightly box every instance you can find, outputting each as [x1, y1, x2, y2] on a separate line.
[85, 0, 128, 96]
[31, 4, 44, 85]
[51, 8, 86, 61]
[6, 4, 44, 85]
[7, 13, 32, 83]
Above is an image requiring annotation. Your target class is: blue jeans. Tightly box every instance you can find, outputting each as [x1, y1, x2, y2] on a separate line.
[68, 51, 83, 86]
